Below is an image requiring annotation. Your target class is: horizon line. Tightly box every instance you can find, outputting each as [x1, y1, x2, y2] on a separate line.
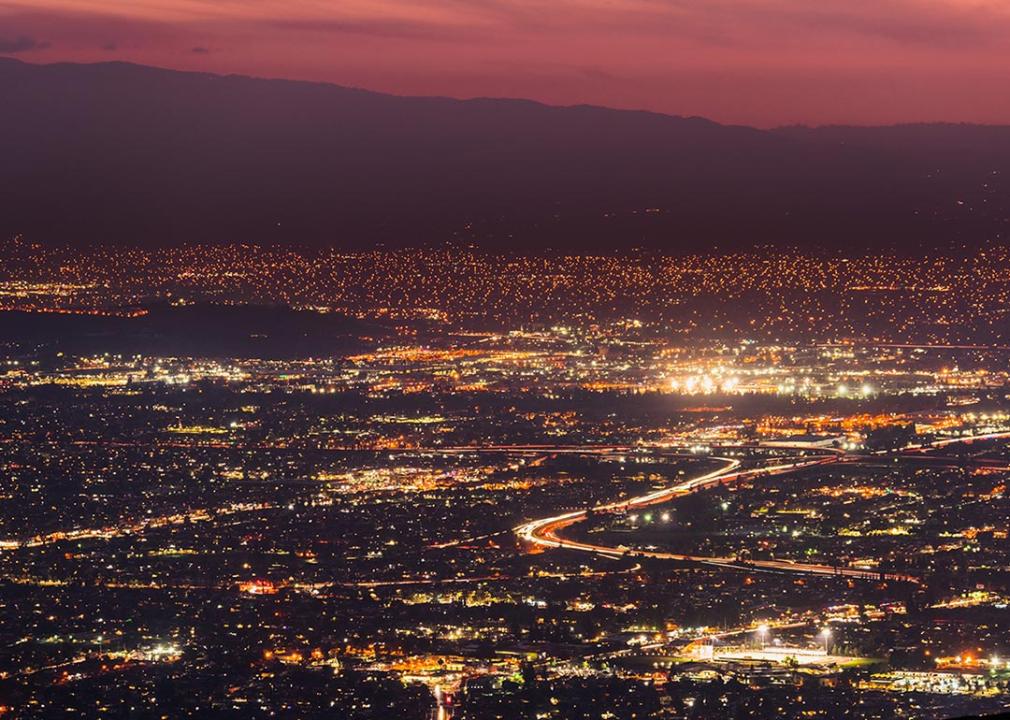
[4, 55, 1010, 133]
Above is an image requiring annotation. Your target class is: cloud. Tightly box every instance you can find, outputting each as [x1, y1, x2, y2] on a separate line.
[552, 0, 1003, 52]
[770, 0, 995, 48]
[0, 34, 49, 53]
[266, 17, 485, 41]
[3, 0, 1010, 125]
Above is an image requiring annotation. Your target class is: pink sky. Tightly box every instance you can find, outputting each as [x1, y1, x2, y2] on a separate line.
[2, 0, 1010, 126]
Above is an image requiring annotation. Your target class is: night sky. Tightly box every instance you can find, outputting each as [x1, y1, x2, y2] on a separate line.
[3, 0, 1010, 127]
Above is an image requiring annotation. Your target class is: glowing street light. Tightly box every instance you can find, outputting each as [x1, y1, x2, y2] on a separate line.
[820, 627, 832, 653]
[756, 624, 769, 649]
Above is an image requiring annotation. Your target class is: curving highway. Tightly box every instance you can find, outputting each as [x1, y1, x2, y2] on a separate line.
[515, 445, 920, 584]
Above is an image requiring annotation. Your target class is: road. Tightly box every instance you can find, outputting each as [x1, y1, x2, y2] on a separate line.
[516, 445, 920, 584]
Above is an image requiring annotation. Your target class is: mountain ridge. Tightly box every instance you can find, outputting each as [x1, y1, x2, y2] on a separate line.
[2, 57, 1009, 253]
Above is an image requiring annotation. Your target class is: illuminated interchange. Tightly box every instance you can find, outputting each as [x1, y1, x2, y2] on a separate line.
[2, 241, 1010, 719]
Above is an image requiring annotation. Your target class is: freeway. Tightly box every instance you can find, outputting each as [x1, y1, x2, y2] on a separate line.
[516, 445, 920, 584]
